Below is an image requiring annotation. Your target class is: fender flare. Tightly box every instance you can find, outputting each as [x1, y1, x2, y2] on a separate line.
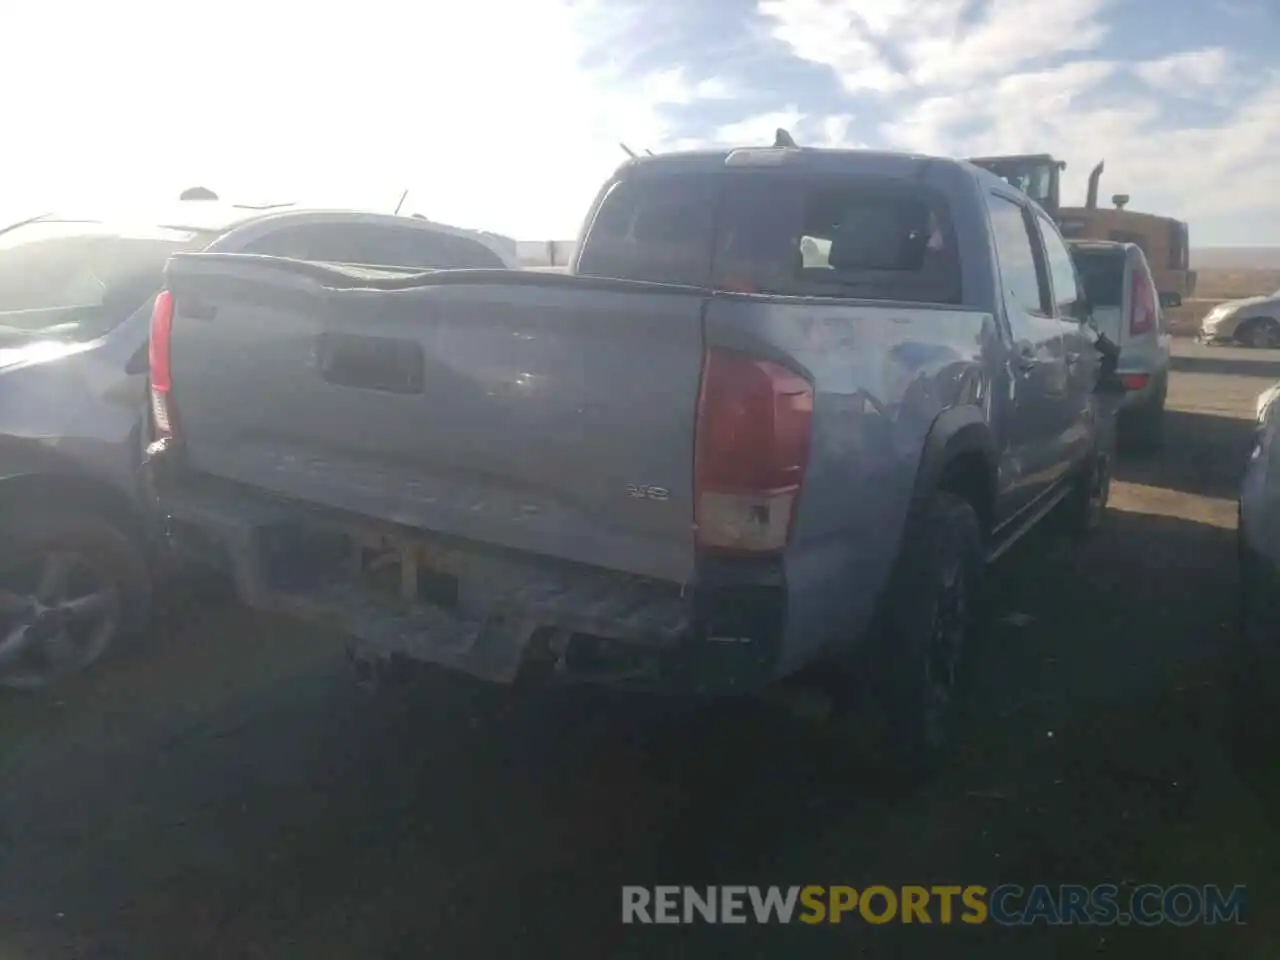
[0, 442, 147, 545]
[907, 404, 998, 530]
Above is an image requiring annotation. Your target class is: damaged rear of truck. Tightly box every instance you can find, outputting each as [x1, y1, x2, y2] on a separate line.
[146, 147, 1072, 760]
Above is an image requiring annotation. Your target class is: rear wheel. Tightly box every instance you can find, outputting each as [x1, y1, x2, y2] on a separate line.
[1060, 436, 1112, 536]
[856, 491, 984, 779]
[1239, 317, 1280, 349]
[0, 508, 150, 690]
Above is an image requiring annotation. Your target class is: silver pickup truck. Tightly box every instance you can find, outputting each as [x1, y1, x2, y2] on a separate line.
[146, 147, 1116, 769]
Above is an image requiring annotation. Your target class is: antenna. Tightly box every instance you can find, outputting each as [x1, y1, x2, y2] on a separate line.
[393, 189, 409, 215]
[620, 143, 637, 158]
[774, 128, 798, 148]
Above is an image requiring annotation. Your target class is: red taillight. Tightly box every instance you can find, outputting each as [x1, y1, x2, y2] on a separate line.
[694, 348, 813, 553]
[148, 290, 175, 437]
[1120, 373, 1150, 391]
[1130, 271, 1155, 336]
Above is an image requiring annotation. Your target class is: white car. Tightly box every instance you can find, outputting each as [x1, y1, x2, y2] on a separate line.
[1199, 292, 1280, 348]
[1069, 240, 1172, 451]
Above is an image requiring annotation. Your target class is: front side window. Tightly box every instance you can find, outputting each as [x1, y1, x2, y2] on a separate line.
[0, 220, 211, 340]
[710, 173, 961, 304]
[1036, 213, 1083, 313]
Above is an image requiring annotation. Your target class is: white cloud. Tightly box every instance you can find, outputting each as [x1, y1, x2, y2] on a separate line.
[0, 0, 729, 239]
[758, 0, 1280, 240]
[1133, 48, 1229, 91]
[759, 0, 1110, 92]
[758, 0, 909, 93]
[3, 0, 1277, 245]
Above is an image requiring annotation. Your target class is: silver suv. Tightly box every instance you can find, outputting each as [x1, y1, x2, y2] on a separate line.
[0, 205, 515, 688]
[1068, 240, 1171, 451]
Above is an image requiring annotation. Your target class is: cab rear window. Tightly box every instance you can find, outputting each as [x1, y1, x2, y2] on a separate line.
[712, 174, 961, 304]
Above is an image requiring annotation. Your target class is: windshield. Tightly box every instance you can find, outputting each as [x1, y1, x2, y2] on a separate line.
[0, 220, 212, 341]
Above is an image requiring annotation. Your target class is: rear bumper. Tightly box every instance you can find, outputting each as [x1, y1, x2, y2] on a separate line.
[147, 450, 795, 696]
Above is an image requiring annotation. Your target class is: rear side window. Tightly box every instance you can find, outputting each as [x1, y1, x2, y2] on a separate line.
[986, 194, 1049, 316]
[710, 174, 961, 304]
[1070, 250, 1125, 308]
[575, 174, 719, 286]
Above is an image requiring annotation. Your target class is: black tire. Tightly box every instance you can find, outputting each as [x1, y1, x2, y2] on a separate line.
[1059, 433, 1113, 536]
[1239, 317, 1280, 349]
[0, 508, 150, 690]
[863, 491, 984, 778]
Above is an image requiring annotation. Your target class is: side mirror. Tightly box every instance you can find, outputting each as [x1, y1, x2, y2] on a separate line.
[1159, 291, 1182, 309]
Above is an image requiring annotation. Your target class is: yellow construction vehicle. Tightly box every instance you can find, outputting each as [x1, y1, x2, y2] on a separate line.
[1056, 162, 1194, 305]
[969, 155, 1194, 307]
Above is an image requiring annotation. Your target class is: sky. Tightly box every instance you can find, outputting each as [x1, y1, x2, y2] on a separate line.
[2, 0, 1277, 245]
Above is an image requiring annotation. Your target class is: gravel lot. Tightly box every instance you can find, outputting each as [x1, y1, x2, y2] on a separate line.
[1, 340, 1277, 959]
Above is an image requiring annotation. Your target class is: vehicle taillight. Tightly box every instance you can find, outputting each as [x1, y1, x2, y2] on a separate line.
[1130, 271, 1155, 336]
[149, 290, 176, 438]
[694, 348, 813, 553]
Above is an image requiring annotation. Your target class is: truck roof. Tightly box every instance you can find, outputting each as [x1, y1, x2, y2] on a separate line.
[620, 145, 986, 177]
[616, 146, 1025, 203]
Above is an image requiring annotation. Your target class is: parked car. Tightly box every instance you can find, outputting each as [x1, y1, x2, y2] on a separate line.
[1067, 240, 1171, 450]
[0, 206, 516, 689]
[1199, 290, 1280, 348]
[1237, 381, 1280, 734]
[146, 146, 1117, 773]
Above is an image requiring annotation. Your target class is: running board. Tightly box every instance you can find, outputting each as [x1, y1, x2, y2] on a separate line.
[986, 486, 1070, 564]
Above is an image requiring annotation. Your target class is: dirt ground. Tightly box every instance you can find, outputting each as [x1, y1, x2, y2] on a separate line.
[1, 341, 1278, 959]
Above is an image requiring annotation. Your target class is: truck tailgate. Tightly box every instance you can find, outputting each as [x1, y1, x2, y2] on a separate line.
[163, 255, 706, 584]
